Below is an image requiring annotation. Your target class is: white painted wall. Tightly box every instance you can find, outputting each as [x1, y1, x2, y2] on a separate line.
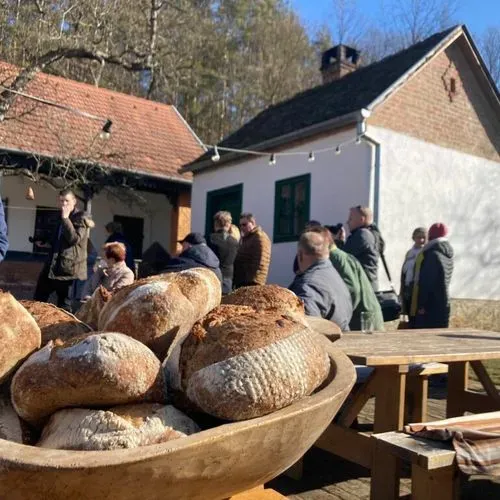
[0, 175, 173, 256]
[371, 126, 500, 300]
[191, 128, 372, 286]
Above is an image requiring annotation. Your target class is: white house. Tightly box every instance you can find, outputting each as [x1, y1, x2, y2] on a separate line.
[182, 25, 500, 300]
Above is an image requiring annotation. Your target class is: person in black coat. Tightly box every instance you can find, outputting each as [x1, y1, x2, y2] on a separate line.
[164, 232, 223, 284]
[208, 211, 239, 294]
[105, 221, 135, 272]
[410, 223, 454, 328]
[0, 198, 8, 262]
[343, 206, 381, 291]
[289, 230, 353, 331]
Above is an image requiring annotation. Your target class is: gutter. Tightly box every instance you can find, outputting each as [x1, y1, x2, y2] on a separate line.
[0, 145, 192, 186]
[181, 109, 367, 174]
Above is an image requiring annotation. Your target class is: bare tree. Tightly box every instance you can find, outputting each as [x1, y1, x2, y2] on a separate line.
[479, 26, 500, 87]
[330, 0, 367, 46]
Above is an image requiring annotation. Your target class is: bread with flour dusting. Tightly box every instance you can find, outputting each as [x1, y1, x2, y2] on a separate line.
[20, 300, 92, 345]
[174, 305, 330, 421]
[222, 285, 305, 316]
[38, 403, 199, 450]
[98, 268, 222, 358]
[0, 291, 41, 383]
[11, 332, 165, 425]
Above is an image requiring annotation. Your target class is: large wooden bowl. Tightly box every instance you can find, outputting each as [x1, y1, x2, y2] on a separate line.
[0, 338, 355, 500]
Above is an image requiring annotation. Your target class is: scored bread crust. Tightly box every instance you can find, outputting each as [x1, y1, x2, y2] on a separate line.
[222, 285, 305, 315]
[178, 305, 330, 421]
[20, 300, 92, 345]
[11, 333, 166, 425]
[98, 268, 222, 358]
[0, 291, 41, 383]
[37, 403, 199, 450]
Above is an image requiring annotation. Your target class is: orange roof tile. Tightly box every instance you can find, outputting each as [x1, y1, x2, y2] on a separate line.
[0, 62, 203, 183]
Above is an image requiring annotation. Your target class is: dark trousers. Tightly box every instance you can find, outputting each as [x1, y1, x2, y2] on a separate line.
[34, 265, 73, 311]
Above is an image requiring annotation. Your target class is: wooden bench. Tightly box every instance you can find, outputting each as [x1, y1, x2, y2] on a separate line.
[229, 486, 286, 499]
[370, 431, 459, 500]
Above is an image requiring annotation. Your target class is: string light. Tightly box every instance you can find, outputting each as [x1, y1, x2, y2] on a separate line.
[211, 146, 220, 162]
[203, 133, 364, 167]
[100, 120, 113, 140]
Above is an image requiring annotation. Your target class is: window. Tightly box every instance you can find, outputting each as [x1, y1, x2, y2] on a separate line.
[205, 184, 243, 237]
[273, 174, 310, 243]
[32, 206, 60, 254]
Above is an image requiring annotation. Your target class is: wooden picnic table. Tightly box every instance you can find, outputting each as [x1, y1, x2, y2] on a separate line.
[314, 329, 500, 470]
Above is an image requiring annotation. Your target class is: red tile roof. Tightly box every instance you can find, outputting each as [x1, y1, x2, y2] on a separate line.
[0, 62, 203, 182]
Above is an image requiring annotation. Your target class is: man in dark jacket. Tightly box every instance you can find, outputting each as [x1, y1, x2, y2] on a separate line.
[164, 232, 223, 283]
[344, 206, 380, 291]
[208, 211, 239, 294]
[0, 198, 8, 262]
[410, 223, 454, 329]
[105, 221, 135, 272]
[289, 230, 353, 331]
[34, 189, 90, 310]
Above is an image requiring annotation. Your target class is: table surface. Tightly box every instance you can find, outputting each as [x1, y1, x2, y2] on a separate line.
[336, 329, 500, 365]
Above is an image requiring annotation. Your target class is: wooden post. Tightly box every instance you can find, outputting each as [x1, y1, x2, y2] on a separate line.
[411, 464, 458, 500]
[370, 440, 400, 500]
[169, 190, 191, 255]
[447, 362, 468, 418]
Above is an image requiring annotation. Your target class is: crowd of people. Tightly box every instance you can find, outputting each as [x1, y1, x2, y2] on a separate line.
[0, 189, 454, 332]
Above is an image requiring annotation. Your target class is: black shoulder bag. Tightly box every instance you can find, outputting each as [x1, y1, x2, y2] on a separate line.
[376, 253, 402, 322]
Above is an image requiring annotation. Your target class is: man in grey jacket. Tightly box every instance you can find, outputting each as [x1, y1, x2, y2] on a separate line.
[289, 230, 352, 331]
[344, 206, 381, 291]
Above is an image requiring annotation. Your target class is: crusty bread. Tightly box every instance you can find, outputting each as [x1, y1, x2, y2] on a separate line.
[222, 285, 305, 316]
[20, 300, 92, 345]
[76, 286, 113, 330]
[174, 306, 330, 421]
[11, 333, 166, 425]
[38, 403, 199, 450]
[0, 291, 41, 383]
[98, 268, 222, 358]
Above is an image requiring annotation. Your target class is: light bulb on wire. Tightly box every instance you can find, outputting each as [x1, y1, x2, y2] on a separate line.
[100, 119, 113, 140]
[308, 152, 315, 163]
[269, 153, 277, 166]
[335, 145, 341, 155]
[211, 146, 220, 162]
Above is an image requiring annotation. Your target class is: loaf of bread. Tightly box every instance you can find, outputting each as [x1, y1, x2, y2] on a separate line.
[76, 286, 113, 330]
[11, 332, 166, 425]
[20, 300, 92, 345]
[98, 268, 222, 358]
[38, 403, 199, 450]
[222, 285, 305, 316]
[171, 305, 330, 421]
[0, 291, 41, 383]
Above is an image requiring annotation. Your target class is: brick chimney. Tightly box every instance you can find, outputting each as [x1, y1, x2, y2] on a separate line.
[321, 45, 361, 84]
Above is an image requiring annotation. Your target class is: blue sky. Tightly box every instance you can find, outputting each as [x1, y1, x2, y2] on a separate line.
[293, 0, 499, 39]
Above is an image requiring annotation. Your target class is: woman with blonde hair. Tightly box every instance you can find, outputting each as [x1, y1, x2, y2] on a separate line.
[208, 211, 239, 294]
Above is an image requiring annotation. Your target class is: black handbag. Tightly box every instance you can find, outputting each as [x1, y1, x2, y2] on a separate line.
[376, 253, 401, 322]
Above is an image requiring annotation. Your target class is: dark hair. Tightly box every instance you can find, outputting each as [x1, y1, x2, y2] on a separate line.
[104, 242, 126, 262]
[59, 188, 76, 198]
[240, 212, 256, 224]
[105, 221, 123, 234]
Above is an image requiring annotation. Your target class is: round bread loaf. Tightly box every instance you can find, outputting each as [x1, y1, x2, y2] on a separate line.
[76, 286, 113, 330]
[175, 306, 330, 421]
[38, 403, 199, 450]
[0, 291, 41, 383]
[11, 332, 166, 425]
[20, 300, 92, 345]
[98, 268, 222, 358]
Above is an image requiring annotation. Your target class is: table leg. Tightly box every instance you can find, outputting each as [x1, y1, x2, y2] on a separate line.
[373, 365, 408, 433]
[370, 440, 400, 500]
[411, 464, 458, 500]
[447, 362, 468, 418]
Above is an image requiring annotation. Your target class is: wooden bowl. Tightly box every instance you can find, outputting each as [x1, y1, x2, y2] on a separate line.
[0, 337, 355, 500]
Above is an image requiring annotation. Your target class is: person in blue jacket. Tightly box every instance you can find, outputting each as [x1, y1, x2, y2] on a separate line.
[0, 198, 9, 262]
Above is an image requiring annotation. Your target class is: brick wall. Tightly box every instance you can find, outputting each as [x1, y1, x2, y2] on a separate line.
[369, 36, 500, 162]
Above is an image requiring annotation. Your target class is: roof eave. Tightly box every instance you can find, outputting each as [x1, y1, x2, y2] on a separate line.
[181, 109, 368, 174]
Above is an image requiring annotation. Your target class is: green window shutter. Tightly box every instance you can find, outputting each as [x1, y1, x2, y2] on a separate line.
[273, 174, 310, 243]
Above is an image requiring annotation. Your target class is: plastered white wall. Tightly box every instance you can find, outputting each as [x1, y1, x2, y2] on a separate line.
[0, 175, 172, 256]
[371, 126, 500, 300]
[191, 128, 372, 285]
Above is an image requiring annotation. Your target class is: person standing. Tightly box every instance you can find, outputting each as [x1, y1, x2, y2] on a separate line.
[233, 213, 271, 288]
[105, 221, 135, 272]
[0, 198, 8, 262]
[400, 227, 427, 317]
[343, 206, 381, 290]
[34, 189, 91, 310]
[208, 211, 239, 294]
[410, 223, 454, 328]
[327, 223, 346, 249]
[289, 230, 352, 331]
